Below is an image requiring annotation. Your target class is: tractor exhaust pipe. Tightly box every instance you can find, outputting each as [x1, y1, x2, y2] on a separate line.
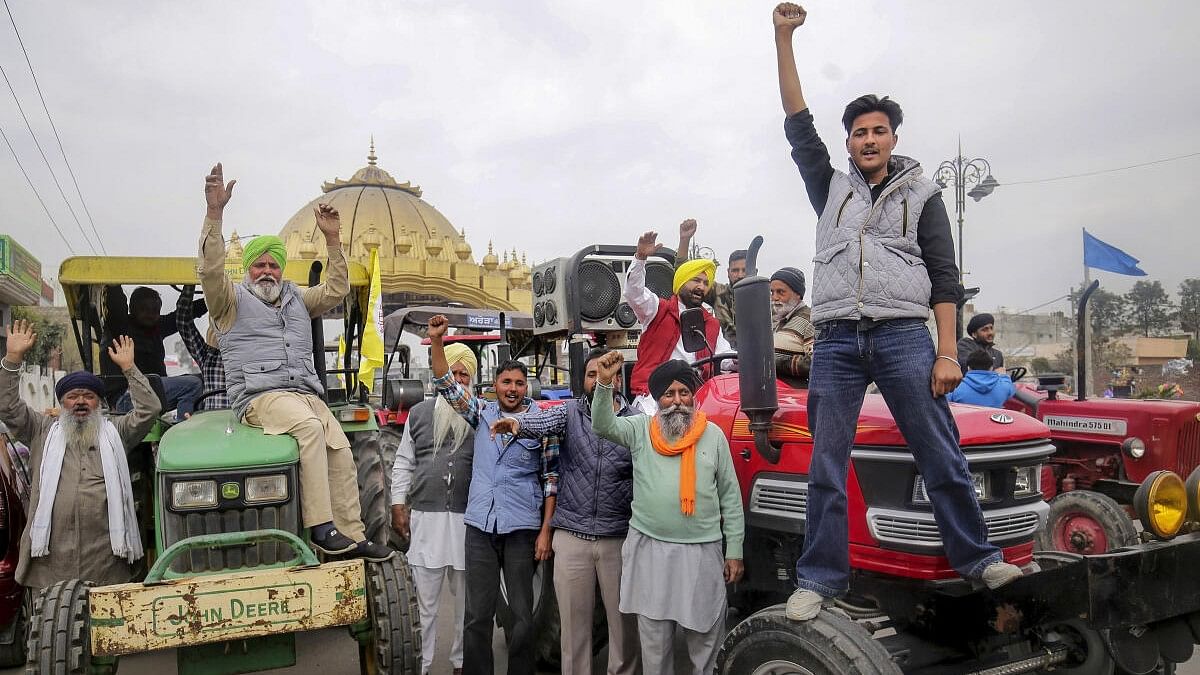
[1076, 280, 1099, 402]
[733, 236, 780, 464]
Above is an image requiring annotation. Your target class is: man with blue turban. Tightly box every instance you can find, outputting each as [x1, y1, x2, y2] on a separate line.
[623, 225, 733, 413]
[1, 322, 160, 588]
[199, 162, 393, 561]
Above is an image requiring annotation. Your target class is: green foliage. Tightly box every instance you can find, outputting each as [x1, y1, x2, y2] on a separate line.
[1068, 287, 1128, 340]
[10, 307, 65, 368]
[1030, 357, 1052, 374]
[1179, 278, 1200, 341]
[1122, 279, 1175, 337]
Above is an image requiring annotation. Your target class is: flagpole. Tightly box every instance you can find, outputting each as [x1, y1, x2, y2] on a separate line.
[1081, 228, 1093, 398]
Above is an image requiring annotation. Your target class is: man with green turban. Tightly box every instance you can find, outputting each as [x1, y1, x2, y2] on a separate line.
[199, 162, 393, 561]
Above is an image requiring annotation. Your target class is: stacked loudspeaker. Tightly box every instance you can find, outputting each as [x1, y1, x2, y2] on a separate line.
[531, 247, 675, 337]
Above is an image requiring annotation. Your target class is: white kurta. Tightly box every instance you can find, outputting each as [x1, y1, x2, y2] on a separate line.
[389, 424, 467, 571]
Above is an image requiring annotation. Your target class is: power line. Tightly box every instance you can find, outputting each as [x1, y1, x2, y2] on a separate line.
[0, 60, 97, 253]
[3, 0, 105, 253]
[0, 122, 75, 254]
[1002, 151, 1200, 187]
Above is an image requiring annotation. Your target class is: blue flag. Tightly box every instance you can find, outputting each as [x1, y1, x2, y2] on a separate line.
[1083, 230, 1147, 276]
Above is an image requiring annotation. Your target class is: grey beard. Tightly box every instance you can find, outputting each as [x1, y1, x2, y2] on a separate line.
[64, 409, 102, 453]
[658, 404, 695, 443]
[772, 299, 800, 323]
[247, 278, 282, 303]
[432, 395, 472, 454]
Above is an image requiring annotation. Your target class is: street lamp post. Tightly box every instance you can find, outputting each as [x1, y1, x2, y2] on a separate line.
[934, 137, 999, 337]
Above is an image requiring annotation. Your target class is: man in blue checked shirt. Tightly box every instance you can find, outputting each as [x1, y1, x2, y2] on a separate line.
[489, 346, 640, 675]
[427, 315, 557, 675]
[176, 286, 227, 412]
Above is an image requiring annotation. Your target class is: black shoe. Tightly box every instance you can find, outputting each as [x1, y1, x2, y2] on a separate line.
[311, 528, 356, 555]
[351, 540, 396, 563]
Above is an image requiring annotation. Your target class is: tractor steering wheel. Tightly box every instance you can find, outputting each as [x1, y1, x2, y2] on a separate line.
[1007, 367, 1027, 383]
[690, 353, 739, 375]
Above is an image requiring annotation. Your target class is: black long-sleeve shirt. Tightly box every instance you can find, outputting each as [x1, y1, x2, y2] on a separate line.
[784, 109, 963, 307]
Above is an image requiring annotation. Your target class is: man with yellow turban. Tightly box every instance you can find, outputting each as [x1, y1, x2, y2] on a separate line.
[390, 341, 477, 675]
[623, 226, 733, 413]
[199, 162, 393, 562]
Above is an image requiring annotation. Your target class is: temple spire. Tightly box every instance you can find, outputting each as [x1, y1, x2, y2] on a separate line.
[368, 136, 377, 166]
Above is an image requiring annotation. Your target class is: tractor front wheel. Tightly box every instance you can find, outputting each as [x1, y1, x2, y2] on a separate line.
[351, 432, 404, 551]
[716, 604, 901, 675]
[26, 579, 112, 675]
[360, 554, 422, 675]
[1037, 490, 1138, 555]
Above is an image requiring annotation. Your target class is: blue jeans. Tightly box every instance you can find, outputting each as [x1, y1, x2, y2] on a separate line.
[117, 374, 203, 417]
[794, 319, 1002, 597]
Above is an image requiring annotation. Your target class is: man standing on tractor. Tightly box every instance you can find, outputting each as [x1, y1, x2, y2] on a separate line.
[771, 3, 1023, 621]
[770, 267, 815, 388]
[488, 346, 642, 675]
[1, 322, 160, 588]
[625, 226, 734, 414]
[590, 353, 743, 675]
[427, 314, 557, 675]
[390, 341, 479, 675]
[198, 162, 393, 562]
[675, 219, 745, 348]
[958, 313, 1006, 373]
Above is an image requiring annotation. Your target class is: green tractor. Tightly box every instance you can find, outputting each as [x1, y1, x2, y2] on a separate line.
[31, 255, 419, 674]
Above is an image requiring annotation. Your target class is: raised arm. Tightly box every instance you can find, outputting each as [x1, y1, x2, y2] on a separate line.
[427, 315, 481, 427]
[0, 320, 51, 446]
[175, 287, 212, 364]
[675, 218, 697, 265]
[590, 352, 641, 450]
[109, 336, 163, 445]
[774, 4, 808, 116]
[200, 163, 238, 333]
[301, 204, 350, 318]
[624, 231, 664, 326]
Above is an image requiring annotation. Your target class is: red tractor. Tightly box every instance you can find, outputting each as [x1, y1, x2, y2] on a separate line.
[1005, 281, 1200, 555]
[693, 239, 1200, 674]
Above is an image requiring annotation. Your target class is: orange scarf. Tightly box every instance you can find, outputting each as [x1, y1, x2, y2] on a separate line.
[649, 411, 708, 516]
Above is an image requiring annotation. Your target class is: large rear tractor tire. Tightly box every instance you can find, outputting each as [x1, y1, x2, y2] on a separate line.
[351, 432, 404, 551]
[717, 605, 901, 675]
[376, 427, 408, 553]
[361, 554, 422, 675]
[1037, 490, 1138, 555]
[26, 579, 111, 675]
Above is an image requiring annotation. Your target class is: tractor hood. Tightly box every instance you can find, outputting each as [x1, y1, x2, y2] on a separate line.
[158, 410, 300, 472]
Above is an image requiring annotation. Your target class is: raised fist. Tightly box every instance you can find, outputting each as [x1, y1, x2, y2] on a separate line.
[595, 351, 624, 385]
[679, 219, 698, 240]
[635, 231, 659, 261]
[773, 3, 806, 30]
[314, 203, 342, 239]
[427, 314, 449, 341]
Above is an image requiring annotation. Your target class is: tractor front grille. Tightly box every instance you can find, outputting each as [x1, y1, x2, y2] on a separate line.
[1177, 419, 1200, 477]
[867, 503, 1047, 549]
[749, 478, 808, 521]
[160, 466, 300, 574]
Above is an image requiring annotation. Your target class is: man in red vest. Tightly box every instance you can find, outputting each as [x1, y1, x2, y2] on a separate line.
[623, 226, 733, 413]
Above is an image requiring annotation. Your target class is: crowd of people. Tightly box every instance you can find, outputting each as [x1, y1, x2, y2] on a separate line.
[0, 4, 1033, 674]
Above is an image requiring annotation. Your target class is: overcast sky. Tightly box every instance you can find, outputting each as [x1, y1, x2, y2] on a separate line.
[1, 0, 1196, 316]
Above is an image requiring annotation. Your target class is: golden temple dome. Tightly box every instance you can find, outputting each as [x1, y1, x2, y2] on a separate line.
[274, 141, 531, 312]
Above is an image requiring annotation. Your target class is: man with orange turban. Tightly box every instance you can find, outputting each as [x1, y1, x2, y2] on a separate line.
[622, 225, 734, 413]
[590, 352, 743, 675]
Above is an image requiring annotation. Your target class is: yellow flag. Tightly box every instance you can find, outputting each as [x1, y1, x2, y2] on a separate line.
[357, 248, 385, 392]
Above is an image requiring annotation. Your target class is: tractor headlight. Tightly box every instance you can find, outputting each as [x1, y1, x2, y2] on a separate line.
[245, 474, 289, 504]
[336, 406, 371, 422]
[1134, 470, 1187, 540]
[914, 472, 990, 504]
[172, 480, 218, 509]
[1122, 437, 1146, 459]
[1014, 465, 1042, 498]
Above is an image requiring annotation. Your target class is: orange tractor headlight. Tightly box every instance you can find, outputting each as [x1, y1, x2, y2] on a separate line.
[1134, 470, 1188, 540]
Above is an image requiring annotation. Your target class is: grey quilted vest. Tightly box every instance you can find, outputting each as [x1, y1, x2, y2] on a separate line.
[404, 398, 474, 513]
[810, 155, 941, 324]
[551, 398, 636, 537]
[218, 282, 324, 419]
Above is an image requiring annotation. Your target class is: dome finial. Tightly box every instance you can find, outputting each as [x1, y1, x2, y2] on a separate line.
[368, 136, 377, 166]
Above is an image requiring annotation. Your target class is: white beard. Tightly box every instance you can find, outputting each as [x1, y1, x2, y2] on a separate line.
[772, 298, 800, 323]
[247, 277, 282, 303]
[658, 404, 695, 443]
[64, 408, 102, 454]
[432, 395, 472, 454]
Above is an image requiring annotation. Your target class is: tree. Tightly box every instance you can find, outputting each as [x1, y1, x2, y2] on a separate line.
[1068, 287, 1128, 340]
[1123, 280, 1175, 337]
[1179, 278, 1200, 342]
[1030, 357, 1052, 374]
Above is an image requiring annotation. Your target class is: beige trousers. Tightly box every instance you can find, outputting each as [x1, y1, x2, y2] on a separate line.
[245, 391, 365, 540]
[551, 530, 641, 675]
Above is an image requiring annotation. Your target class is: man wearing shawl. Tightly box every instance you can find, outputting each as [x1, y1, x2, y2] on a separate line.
[623, 226, 734, 413]
[199, 163, 392, 562]
[590, 354, 743, 675]
[390, 341, 478, 675]
[0, 322, 160, 588]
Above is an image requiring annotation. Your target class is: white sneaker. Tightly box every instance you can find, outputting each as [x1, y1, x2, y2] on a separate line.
[784, 589, 825, 621]
[981, 561, 1022, 589]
